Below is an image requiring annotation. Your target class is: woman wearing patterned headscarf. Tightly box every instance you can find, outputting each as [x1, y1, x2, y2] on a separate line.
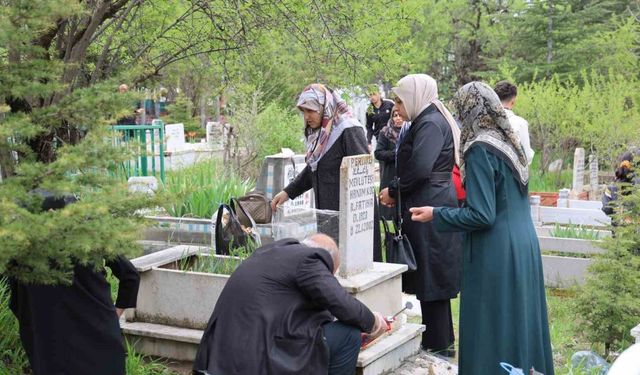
[409, 82, 554, 375]
[374, 108, 406, 219]
[271, 83, 382, 260]
[378, 74, 462, 357]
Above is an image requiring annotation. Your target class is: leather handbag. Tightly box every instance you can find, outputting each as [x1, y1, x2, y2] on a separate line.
[381, 216, 417, 271]
[237, 190, 272, 224]
[214, 200, 261, 255]
[381, 177, 417, 271]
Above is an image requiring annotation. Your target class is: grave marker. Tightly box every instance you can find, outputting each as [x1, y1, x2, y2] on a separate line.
[339, 154, 375, 277]
[589, 154, 599, 199]
[165, 123, 186, 153]
[572, 148, 585, 195]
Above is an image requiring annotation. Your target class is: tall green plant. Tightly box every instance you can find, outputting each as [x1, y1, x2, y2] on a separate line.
[161, 160, 253, 219]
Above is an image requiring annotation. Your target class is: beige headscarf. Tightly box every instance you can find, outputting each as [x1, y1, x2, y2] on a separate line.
[392, 74, 461, 166]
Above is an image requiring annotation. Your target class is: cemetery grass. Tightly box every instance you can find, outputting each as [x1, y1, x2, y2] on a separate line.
[529, 155, 573, 193]
[407, 289, 613, 374]
[549, 224, 603, 241]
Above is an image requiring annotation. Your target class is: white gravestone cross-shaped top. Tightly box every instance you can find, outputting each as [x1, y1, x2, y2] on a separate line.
[339, 154, 375, 277]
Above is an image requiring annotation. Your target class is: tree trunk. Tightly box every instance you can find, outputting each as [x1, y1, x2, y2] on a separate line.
[546, 0, 554, 74]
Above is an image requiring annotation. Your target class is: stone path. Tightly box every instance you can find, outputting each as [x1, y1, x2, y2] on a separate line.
[389, 351, 458, 375]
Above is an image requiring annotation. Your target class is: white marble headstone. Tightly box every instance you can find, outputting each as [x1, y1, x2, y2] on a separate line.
[589, 154, 599, 194]
[165, 123, 186, 153]
[572, 148, 585, 192]
[339, 154, 375, 277]
[205, 121, 223, 149]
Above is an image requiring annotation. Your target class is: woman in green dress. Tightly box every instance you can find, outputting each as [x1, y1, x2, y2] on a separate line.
[409, 82, 554, 375]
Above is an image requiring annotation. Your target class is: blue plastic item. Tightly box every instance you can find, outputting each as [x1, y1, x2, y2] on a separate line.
[500, 362, 526, 375]
[571, 351, 610, 375]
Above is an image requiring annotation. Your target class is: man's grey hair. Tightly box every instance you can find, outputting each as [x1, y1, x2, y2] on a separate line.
[301, 234, 340, 267]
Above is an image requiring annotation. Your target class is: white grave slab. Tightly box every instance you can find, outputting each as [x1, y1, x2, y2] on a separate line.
[339, 154, 375, 277]
[165, 123, 186, 153]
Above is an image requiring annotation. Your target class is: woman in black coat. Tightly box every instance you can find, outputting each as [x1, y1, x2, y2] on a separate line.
[379, 74, 462, 356]
[375, 109, 406, 219]
[271, 84, 382, 261]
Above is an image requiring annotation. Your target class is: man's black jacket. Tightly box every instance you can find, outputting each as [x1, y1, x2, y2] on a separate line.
[365, 99, 394, 144]
[193, 238, 375, 375]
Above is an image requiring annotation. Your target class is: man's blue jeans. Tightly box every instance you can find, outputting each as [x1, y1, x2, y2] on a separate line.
[323, 321, 362, 375]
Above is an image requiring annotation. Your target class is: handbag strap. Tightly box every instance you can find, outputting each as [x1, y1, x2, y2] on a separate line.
[230, 197, 257, 228]
[394, 178, 404, 237]
[215, 203, 232, 254]
[380, 215, 393, 236]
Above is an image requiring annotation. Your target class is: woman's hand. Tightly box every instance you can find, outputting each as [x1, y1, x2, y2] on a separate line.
[271, 191, 289, 211]
[379, 188, 396, 207]
[409, 206, 434, 222]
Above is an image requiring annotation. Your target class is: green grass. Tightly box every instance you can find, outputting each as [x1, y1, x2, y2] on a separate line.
[529, 154, 573, 192]
[160, 159, 253, 219]
[408, 289, 616, 374]
[549, 223, 602, 241]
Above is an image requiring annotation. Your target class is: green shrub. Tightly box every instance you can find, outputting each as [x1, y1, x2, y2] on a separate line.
[516, 73, 640, 172]
[0, 279, 29, 374]
[575, 188, 640, 356]
[225, 88, 305, 179]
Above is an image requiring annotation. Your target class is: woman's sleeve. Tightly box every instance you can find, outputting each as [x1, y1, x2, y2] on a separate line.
[342, 126, 369, 156]
[107, 256, 140, 308]
[284, 165, 313, 200]
[433, 145, 497, 232]
[374, 132, 395, 162]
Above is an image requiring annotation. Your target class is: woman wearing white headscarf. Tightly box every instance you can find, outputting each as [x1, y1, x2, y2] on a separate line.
[409, 82, 554, 374]
[379, 74, 462, 356]
[272, 83, 382, 260]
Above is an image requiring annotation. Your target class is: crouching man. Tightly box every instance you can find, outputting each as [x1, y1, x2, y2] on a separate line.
[193, 234, 387, 375]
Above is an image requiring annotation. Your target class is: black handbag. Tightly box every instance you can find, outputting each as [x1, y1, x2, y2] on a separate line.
[214, 200, 261, 255]
[381, 179, 417, 271]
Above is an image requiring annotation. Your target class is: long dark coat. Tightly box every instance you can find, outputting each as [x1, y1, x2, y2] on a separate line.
[9, 257, 140, 375]
[374, 126, 400, 219]
[192, 239, 375, 375]
[284, 126, 382, 261]
[433, 145, 554, 375]
[389, 104, 462, 301]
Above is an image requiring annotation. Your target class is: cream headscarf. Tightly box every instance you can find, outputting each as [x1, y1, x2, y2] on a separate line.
[392, 74, 461, 166]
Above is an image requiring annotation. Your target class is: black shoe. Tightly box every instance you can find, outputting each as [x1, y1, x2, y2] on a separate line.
[421, 345, 456, 358]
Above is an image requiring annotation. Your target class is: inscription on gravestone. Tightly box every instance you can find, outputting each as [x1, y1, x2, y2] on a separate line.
[572, 148, 585, 192]
[589, 154, 599, 198]
[339, 155, 375, 277]
[165, 123, 186, 153]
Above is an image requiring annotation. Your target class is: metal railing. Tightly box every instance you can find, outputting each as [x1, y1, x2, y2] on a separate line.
[111, 120, 165, 182]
